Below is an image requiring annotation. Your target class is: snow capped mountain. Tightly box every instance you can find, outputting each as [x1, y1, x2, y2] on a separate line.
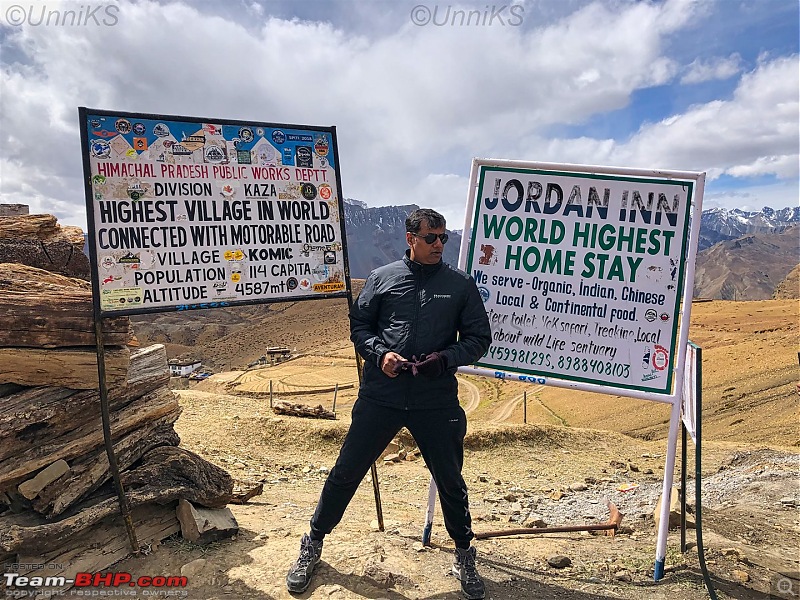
[698, 206, 799, 250]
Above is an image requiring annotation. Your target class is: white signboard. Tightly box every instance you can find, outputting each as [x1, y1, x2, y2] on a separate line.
[79, 108, 350, 316]
[682, 343, 698, 442]
[464, 161, 699, 396]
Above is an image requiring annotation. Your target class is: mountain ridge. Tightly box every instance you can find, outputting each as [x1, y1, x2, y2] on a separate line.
[342, 201, 800, 299]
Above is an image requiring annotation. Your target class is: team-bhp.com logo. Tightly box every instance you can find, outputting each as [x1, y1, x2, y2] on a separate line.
[3, 571, 188, 593]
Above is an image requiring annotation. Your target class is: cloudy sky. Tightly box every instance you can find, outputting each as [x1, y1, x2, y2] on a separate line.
[1, 0, 798, 231]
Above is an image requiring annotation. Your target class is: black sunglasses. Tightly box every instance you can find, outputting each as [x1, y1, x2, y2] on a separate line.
[411, 232, 449, 244]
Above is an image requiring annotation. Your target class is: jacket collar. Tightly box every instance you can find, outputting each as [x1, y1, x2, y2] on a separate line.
[403, 249, 443, 276]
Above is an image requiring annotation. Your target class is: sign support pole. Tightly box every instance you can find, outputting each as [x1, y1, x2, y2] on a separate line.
[93, 318, 139, 554]
[654, 399, 681, 580]
[422, 477, 438, 546]
[346, 294, 384, 531]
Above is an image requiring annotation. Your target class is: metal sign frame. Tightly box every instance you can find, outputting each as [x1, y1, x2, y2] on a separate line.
[458, 158, 705, 405]
[78, 107, 353, 318]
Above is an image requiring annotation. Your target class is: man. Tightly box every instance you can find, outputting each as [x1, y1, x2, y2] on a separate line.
[286, 208, 492, 599]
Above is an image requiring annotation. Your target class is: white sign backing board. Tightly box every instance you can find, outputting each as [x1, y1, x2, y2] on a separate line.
[682, 343, 699, 442]
[79, 108, 351, 316]
[461, 160, 704, 399]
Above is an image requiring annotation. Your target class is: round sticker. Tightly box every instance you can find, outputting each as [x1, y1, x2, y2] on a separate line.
[90, 140, 111, 158]
[652, 345, 669, 371]
[314, 135, 329, 157]
[312, 264, 328, 282]
[115, 119, 132, 134]
[301, 183, 317, 200]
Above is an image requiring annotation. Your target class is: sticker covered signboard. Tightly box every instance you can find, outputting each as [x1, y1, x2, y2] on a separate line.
[79, 108, 350, 315]
[464, 161, 700, 395]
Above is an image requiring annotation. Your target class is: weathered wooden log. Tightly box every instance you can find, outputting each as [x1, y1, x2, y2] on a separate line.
[0, 447, 233, 553]
[0, 387, 92, 462]
[230, 480, 264, 504]
[0, 387, 180, 488]
[0, 344, 171, 488]
[0, 263, 131, 348]
[0, 346, 131, 389]
[18, 460, 70, 500]
[176, 499, 238, 544]
[0, 214, 89, 279]
[0, 262, 125, 349]
[124, 344, 170, 393]
[32, 419, 180, 518]
[0, 295, 131, 348]
[121, 446, 233, 508]
[0, 214, 82, 242]
[272, 400, 336, 420]
[0, 262, 88, 291]
[16, 502, 180, 592]
[0, 345, 169, 453]
[0, 383, 24, 398]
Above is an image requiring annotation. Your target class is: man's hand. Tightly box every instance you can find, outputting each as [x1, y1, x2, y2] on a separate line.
[381, 352, 411, 378]
[411, 352, 448, 378]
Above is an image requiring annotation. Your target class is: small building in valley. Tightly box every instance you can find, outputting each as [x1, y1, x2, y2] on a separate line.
[168, 358, 202, 377]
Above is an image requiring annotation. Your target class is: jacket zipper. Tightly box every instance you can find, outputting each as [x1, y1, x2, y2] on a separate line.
[407, 269, 421, 410]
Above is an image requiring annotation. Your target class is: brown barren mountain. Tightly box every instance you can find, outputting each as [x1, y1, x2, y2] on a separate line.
[773, 263, 800, 299]
[693, 225, 799, 300]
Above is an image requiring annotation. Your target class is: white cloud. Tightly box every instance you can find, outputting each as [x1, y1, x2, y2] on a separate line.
[523, 54, 799, 182]
[726, 155, 797, 179]
[681, 53, 742, 84]
[620, 55, 799, 178]
[0, 0, 795, 232]
[408, 172, 472, 231]
[704, 181, 799, 212]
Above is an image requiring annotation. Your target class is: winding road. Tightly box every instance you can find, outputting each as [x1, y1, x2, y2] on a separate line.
[459, 377, 481, 415]
[487, 385, 567, 425]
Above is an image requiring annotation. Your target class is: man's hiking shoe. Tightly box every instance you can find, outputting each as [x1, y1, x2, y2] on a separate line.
[286, 534, 323, 593]
[452, 546, 485, 600]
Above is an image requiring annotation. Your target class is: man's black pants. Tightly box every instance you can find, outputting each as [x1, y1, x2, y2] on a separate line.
[309, 398, 475, 546]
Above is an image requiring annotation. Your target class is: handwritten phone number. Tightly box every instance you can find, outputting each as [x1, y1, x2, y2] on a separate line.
[487, 346, 551, 367]
[486, 346, 630, 378]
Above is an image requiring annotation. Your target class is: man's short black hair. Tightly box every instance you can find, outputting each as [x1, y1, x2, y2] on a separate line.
[406, 208, 446, 233]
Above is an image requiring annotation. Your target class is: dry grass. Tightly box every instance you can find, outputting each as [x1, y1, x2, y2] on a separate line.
[188, 298, 799, 447]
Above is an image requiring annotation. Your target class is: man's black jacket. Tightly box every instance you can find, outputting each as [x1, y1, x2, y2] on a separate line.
[350, 251, 492, 410]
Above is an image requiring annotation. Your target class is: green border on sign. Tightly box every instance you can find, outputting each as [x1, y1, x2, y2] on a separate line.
[466, 164, 695, 395]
